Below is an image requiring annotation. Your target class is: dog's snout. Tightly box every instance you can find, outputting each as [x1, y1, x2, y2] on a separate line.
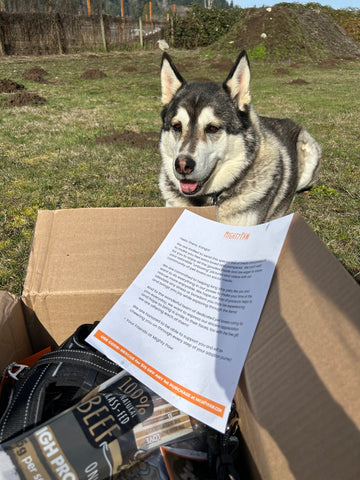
[175, 155, 195, 175]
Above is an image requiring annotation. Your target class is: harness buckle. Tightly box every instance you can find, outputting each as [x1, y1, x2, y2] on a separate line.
[6, 363, 29, 381]
[209, 192, 218, 206]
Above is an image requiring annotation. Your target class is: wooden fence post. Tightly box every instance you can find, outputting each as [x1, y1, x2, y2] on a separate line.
[139, 17, 143, 48]
[100, 14, 108, 52]
[116, 16, 121, 43]
[86, 0, 91, 16]
[170, 16, 174, 46]
[0, 26, 5, 56]
[54, 13, 64, 54]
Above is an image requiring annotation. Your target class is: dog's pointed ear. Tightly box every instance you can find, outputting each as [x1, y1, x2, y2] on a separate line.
[224, 51, 251, 112]
[161, 53, 185, 105]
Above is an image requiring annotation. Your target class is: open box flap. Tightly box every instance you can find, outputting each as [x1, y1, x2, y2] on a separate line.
[235, 214, 360, 479]
[22, 207, 217, 344]
[0, 292, 55, 370]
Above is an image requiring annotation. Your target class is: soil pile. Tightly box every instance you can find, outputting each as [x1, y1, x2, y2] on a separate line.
[22, 66, 49, 83]
[0, 79, 25, 93]
[3, 91, 47, 107]
[96, 130, 159, 149]
[217, 5, 360, 61]
[81, 69, 107, 80]
[288, 78, 310, 85]
[1, 66, 50, 106]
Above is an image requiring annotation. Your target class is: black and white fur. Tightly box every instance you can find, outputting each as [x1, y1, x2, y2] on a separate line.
[159, 51, 321, 226]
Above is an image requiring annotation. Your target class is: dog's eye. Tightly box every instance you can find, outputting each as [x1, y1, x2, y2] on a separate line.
[172, 123, 182, 133]
[205, 125, 220, 134]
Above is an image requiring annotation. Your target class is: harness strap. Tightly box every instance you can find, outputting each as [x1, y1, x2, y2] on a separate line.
[0, 323, 122, 443]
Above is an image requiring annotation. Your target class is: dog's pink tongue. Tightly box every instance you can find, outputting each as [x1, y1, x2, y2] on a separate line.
[180, 180, 198, 194]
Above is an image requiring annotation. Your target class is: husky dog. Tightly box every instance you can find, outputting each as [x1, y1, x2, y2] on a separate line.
[159, 51, 321, 226]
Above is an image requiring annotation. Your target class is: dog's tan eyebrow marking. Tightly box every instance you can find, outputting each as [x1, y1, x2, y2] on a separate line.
[172, 107, 190, 131]
[197, 106, 221, 131]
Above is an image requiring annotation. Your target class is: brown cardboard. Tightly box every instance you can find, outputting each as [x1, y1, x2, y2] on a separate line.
[235, 214, 360, 480]
[1, 207, 359, 479]
[22, 207, 217, 344]
[0, 291, 55, 371]
[0, 292, 33, 371]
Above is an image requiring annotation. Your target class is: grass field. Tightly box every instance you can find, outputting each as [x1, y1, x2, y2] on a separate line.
[0, 50, 359, 295]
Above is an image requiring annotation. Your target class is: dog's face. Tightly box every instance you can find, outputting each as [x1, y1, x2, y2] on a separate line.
[159, 51, 258, 198]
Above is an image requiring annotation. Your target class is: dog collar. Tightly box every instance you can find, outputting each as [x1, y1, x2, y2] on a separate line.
[207, 191, 221, 206]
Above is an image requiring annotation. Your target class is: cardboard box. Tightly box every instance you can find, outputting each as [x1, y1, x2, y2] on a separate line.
[22, 206, 217, 345]
[1, 207, 359, 479]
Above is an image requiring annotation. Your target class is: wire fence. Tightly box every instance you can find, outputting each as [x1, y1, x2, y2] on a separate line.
[0, 13, 169, 55]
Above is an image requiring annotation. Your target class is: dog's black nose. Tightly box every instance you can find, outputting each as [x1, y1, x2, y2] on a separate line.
[175, 155, 195, 175]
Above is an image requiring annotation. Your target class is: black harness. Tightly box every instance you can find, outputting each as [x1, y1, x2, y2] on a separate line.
[0, 323, 122, 443]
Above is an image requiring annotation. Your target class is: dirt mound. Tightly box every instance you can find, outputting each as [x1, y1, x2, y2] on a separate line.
[294, 7, 360, 59]
[218, 5, 360, 61]
[288, 78, 310, 85]
[210, 59, 234, 71]
[81, 69, 107, 80]
[0, 79, 25, 93]
[22, 66, 48, 83]
[122, 65, 137, 72]
[96, 130, 159, 149]
[3, 91, 47, 107]
[274, 67, 291, 75]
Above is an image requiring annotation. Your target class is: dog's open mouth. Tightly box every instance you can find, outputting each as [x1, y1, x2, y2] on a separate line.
[180, 180, 202, 195]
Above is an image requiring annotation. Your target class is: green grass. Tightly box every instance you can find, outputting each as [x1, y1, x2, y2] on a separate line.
[0, 51, 359, 295]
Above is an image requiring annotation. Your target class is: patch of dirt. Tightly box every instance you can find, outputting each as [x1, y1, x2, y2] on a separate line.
[81, 69, 107, 80]
[218, 5, 360, 60]
[293, 8, 360, 59]
[288, 78, 310, 85]
[173, 61, 193, 74]
[210, 59, 234, 71]
[317, 59, 341, 68]
[3, 91, 47, 107]
[22, 66, 49, 83]
[96, 130, 159, 149]
[274, 67, 291, 75]
[122, 65, 137, 72]
[0, 79, 25, 93]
